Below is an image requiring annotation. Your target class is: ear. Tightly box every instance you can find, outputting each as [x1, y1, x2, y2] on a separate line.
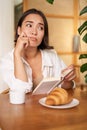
[17, 27, 21, 35]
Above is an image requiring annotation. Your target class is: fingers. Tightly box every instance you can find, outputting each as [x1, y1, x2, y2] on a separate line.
[61, 64, 76, 81]
[20, 32, 27, 38]
[68, 74, 76, 81]
[18, 31, 30, 48]
[62, 64, 75, 73]
[65, 71, 76, 81]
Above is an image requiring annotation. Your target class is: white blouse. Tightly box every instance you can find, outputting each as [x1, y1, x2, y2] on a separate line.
[0, 49, 67, 93]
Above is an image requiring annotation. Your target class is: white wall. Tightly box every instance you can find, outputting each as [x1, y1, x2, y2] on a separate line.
[0, 0, 14, 58]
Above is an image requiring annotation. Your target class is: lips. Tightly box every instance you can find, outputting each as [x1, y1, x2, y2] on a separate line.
[29, 37, 37, 41]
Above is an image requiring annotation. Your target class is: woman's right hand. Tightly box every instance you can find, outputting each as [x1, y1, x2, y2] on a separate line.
[14, 32, 29, 82]
[14, 32, 29, 57]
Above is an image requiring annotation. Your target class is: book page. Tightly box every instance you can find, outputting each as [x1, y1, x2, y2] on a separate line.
[32, 78, 59, 95]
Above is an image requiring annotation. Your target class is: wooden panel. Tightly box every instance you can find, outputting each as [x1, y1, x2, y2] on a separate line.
[48, 18, 74, 52]
[73, 0, 79, 34]
[24, 0, 73, 15]
[59, 55, 73, 65]
[23, 0, 28, 11]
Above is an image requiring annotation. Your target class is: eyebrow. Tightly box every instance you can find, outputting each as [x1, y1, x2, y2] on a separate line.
[24, 21, 44, 26]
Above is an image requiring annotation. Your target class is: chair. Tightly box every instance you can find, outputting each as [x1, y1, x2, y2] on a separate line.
[1, 88, 9, 94]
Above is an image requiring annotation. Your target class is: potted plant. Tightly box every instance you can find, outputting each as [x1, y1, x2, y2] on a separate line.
[78, 6, 87, 83]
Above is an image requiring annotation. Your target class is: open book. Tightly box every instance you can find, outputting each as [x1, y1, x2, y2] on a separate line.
[32, 77, 60, 95]
[32, 68, 74, 95]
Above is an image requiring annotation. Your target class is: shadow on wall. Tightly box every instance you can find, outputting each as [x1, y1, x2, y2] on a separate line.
[14, 3, 23, 30]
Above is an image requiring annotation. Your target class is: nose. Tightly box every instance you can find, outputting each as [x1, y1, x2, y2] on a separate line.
[31, 27, 37, 35]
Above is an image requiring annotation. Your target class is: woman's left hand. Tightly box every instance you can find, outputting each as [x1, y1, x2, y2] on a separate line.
[61, 64, 76, 81]
[61, 64, 76, 89]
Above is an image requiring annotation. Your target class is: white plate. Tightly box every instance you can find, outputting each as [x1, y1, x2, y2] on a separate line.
[39, 97, 79, 109]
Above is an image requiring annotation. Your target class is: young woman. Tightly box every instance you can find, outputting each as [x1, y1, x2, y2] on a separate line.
[0, 8, 76, 93]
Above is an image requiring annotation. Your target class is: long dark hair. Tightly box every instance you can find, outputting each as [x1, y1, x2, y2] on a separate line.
[14, 8, 54, 49]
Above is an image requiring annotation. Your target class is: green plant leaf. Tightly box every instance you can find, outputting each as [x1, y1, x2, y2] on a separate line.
[78, 5, 87, 84]
[46, 0, 54, 4]
[78, 21, 87, 35]
[85, 74, 87, 83]
[80, 63, 87, 73]
[79, 54, 87, 59]
[80, 6, 87, 15]
[82, 33, 87, 43]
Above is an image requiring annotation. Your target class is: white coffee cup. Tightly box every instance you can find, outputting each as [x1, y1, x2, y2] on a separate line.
[9, 89, 26, 104]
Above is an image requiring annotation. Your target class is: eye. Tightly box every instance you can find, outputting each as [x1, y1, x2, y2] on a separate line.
[26, 23, 32, 28]
[38, 26, 44, 31]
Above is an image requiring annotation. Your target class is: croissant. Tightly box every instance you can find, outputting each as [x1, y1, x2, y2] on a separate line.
[45, 87, 73, 106]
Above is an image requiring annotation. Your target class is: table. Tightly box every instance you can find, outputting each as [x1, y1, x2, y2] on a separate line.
[0, 86, 87, 130]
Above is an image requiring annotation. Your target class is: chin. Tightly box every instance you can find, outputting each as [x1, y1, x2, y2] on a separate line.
[30, 43, 40, 47]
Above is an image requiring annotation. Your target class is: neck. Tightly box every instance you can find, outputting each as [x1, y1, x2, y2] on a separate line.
[24, 48, 39, 60]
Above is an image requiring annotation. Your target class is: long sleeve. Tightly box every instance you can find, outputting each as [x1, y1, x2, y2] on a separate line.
[0, 50, 33, 93]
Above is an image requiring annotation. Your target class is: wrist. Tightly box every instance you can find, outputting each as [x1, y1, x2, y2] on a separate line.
[61, 80, 74, 90]
[14, 49, 22, 58]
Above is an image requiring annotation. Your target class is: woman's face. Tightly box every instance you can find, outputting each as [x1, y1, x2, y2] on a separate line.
[18, 14, 45, 48]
